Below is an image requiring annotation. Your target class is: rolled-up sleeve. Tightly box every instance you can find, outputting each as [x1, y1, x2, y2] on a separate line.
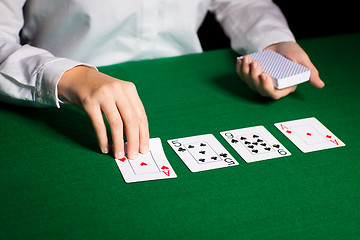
[210, 0, 296, 54]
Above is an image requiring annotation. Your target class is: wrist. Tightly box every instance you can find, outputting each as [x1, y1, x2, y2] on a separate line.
[58, 65, 94, 102]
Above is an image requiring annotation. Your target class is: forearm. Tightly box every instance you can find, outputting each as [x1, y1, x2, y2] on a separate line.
[0, 41, 92, 107]
[0, 0, 90, 108]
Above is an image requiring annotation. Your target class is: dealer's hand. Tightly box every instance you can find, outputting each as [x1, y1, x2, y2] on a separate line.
[58, 66, 149, 160]
[236, 41, 324, 99]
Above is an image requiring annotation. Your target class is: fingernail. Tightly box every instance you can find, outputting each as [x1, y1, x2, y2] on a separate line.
[252, 61, 257, 69]
[140, 145, 149, 154]
[128, 152, 138, 160]
[102, 147, 109, 154]
[244, 56, 249, 63]
[115, 151, 124, 159]
[260, 74, 267, 81]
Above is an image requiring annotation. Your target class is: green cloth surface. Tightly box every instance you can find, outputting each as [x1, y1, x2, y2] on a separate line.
[1, 33, 360, 239]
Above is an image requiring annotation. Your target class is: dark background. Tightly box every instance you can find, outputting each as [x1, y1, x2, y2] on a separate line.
[198, 1, 360, 51]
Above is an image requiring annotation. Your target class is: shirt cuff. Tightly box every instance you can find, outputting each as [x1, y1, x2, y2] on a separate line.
[35, 58, 96, 108]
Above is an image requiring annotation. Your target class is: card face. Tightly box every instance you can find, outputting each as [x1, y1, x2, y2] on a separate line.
[220, 126, 291, 163]
[167, 134, 238, 172]
[238, 50, 310, 89]
[115, 138, 177, 183]
[274, 117, 345, 153]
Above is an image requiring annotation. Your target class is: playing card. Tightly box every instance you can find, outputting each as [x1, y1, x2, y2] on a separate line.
[221, 126, 291, 163]
[238, 50, 310, 89]
[115, 138, 177, 183]
[274, 117, 345, 153]
[167, 134, 238, 172]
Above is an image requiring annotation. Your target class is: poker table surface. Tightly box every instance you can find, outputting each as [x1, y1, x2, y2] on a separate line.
[1, 33, 360, 239]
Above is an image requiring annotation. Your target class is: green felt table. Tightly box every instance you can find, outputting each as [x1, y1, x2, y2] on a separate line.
[1, 33, 360, 239]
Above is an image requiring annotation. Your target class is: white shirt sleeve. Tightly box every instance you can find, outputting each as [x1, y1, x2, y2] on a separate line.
[210, 0, 296, 54]
[0, 0, 92, 108]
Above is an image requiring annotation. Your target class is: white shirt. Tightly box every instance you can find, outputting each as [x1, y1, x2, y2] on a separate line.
[0, 0, 295, 108]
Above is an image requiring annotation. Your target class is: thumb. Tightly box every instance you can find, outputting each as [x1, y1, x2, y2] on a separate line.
[297, 57, 325, 89]
[308, 63, 325, 88]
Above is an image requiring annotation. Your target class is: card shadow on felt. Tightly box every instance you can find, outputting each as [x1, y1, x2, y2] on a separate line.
[0, 102, 100, 153]
[212, 73, 304, 103]
[212, 72, 271, 103]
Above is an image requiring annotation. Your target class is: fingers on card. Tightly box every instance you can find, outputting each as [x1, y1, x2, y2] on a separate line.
[221, 126, 291, 163]
[115, 138, 177, 183]
[238, 50, 310, 89]
[274, 117, 345, 153]
[167, 134, 238, 172]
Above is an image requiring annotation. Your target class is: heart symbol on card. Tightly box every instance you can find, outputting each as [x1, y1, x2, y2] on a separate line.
[119, 157, 126, 162]
[140, 162, 147, 166]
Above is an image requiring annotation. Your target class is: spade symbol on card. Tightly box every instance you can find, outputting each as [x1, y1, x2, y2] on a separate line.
[273, 144, 280, 148]
[231, 139, 239, 143]
[188, 145, 194, 148]
[253, 135, 259, 138]
[220, 153, 228, 157]
[199, 158, 205, 163]
[200, 143, 206, 147]
[252, 149, 258, 153]
[240, 137, 247, 140]
[199, 150, 206, 154]
[178, 147, 186, 152]
[265, 147, 271, 151]
[211, 156, 218, 161]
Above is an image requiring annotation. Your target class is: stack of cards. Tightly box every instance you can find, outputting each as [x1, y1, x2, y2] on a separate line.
[238, 50, 311, 89]
[114, 117, 345, 183]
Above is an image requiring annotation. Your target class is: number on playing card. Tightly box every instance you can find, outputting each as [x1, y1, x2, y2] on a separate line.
[275, 117, 345, 153]
[167, 134, 239, 172]
[221, 126, 291, 163]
